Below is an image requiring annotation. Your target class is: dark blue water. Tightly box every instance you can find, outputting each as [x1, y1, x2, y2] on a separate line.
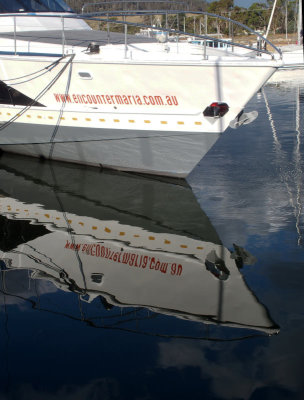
[0, 81, 303, 400]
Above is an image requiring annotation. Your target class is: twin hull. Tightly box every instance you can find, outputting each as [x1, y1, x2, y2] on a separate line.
[0, 56, 276, 176]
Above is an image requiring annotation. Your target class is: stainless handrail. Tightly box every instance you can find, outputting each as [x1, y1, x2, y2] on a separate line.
[2, 11, 282, 59]
[81, 12, 282, 58]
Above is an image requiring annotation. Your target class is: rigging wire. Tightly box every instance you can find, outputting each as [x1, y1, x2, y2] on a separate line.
[0, 53, 75, 134]
[2, 56, 67, 86]
[48, 52, 74, 158]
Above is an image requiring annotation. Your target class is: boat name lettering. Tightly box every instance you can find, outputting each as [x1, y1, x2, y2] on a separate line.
[54, 93, 179, 107]
[64, 240, 182, 276]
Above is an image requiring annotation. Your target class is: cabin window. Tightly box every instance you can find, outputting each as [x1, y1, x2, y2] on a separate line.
[78, 71, 92, 80]
[0, 215, 49, 252]
[38, 0, 74, 12]
[0, 0, 74, 13]
[22, 0, 48, 11]
[0, 82, 13, 105]
[0, 0, 33, 12]
[91, 273, 103, 284]
[0, 81, 44, 107]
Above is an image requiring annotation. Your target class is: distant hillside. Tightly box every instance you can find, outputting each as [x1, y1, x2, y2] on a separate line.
[65, 0, 207, 14]
[64, 0, 300, 37]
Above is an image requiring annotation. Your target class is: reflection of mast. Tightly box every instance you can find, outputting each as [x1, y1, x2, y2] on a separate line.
[216, 246, 225, 324]
[0, 266, 11, 394]
[50, 164, 88, 293]
[262, 86, 303, 246]
[295, 86, 303, 246]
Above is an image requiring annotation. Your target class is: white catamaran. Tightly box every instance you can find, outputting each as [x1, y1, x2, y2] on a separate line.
[0, 0, 282, 177]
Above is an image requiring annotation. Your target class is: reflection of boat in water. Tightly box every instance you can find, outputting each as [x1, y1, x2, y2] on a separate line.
[0, 154, 279, 337]
[266, 0, 304, 83]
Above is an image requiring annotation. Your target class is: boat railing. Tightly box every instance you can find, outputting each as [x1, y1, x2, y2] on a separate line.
[81, 10, 282, 59]
[79, 1, 282, 58]
[0, 10, 282, 59]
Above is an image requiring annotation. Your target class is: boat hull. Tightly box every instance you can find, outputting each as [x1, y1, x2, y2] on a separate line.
[0, 54, 278, 176]
[0, 122, 220, 177]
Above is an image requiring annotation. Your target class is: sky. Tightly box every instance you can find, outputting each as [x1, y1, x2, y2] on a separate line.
[233, 0, 266, 8]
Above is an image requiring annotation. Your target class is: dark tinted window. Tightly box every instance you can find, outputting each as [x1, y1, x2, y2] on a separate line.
[0, 81, 44, 107]
[39, 0, 73, 12]
[0, 0, 34, 12]
[0, 0, 73, 13]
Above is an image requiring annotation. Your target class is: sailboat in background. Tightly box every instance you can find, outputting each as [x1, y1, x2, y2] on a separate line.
[268, 0, 304, 82]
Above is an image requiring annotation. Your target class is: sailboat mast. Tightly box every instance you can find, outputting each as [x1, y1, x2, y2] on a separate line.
[265, 0, 278, 39]
[297, 0, 302, 45]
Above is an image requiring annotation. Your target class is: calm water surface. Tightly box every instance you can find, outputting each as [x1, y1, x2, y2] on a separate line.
[0, 82, 303, 400]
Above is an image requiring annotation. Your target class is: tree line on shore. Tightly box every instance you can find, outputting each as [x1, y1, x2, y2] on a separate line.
[65, 0, 300, 35]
